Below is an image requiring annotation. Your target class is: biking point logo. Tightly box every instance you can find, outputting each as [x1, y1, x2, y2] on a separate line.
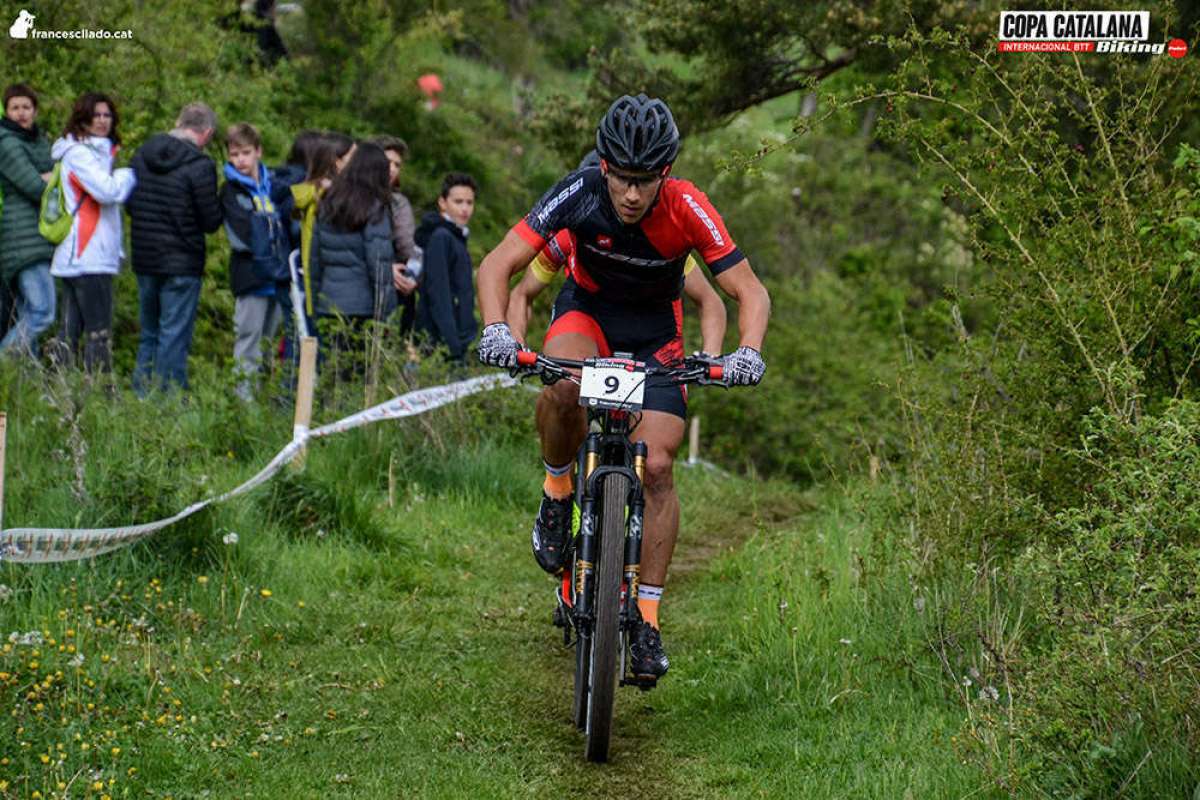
[997, 10, 1187, 56]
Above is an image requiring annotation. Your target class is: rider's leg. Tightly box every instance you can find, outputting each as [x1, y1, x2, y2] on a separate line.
[528, 329, 601, 575]
[537, 331, 598, 495]
[631, 410, 686, 627]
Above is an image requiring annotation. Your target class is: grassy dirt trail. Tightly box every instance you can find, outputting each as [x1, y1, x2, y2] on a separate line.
[2, 436, 983, 798]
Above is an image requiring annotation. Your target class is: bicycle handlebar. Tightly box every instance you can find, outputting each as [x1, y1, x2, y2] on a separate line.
[512, 350, 726, 386]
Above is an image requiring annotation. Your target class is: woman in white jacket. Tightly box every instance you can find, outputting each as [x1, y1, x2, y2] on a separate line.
[50, 92, 136, 373]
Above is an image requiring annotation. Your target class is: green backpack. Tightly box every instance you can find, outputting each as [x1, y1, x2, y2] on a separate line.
[38, 160, 74, 244]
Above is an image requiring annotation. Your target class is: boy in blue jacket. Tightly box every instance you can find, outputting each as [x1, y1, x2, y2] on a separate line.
[219, 122, 292, 401]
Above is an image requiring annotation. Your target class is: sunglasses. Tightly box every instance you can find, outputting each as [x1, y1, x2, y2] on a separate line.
[605, 170, 663, 190]
[602, 159, 668, 190]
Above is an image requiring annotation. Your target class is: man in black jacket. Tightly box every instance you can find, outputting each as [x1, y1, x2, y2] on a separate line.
[127, 103, 222, 394]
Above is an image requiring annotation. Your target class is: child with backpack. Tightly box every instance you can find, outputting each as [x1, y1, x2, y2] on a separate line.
[219, 122, 291, 401]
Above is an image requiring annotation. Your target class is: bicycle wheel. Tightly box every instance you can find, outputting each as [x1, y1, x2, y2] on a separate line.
[585, 472, 629, 762]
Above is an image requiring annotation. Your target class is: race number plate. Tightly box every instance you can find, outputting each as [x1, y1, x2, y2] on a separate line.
[579, 358, 647, 411]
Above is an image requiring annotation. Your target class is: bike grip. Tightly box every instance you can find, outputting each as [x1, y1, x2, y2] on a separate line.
[516, 350, 538, 367]
[708, 365, 724, 381]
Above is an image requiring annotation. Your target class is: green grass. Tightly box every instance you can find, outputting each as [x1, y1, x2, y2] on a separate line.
[0, 362, 983, 799]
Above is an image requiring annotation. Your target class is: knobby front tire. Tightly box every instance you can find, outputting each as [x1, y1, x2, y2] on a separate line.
[585, 472, 629, 763]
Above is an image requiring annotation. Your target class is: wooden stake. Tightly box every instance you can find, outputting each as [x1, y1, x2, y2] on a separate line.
[292, 337, 318, 470]
[0, 413, 7, 534]
[687, 415, 700, 466]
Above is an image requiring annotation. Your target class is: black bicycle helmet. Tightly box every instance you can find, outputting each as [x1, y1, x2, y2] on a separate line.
[595, 94, 679, 173]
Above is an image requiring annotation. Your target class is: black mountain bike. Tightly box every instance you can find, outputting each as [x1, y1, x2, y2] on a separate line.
[509, 349, 726, 762]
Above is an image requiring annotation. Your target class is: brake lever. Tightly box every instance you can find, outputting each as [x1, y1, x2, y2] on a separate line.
[510, 354, 572, 386]
[538, 367, 569, 386]
[668, 368, 705, 386]
[682, 355, 728, 388]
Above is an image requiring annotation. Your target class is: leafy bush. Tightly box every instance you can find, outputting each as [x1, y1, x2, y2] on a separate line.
[872, 9, 1200, 794]
[676, 95, 979, 482]
[1006, 402, 1200, 795]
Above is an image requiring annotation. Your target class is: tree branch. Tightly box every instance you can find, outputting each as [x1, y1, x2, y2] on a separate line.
[706, 49, 857, 120]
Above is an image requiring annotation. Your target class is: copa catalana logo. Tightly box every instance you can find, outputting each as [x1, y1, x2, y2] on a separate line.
[997, 10, 1187, 56]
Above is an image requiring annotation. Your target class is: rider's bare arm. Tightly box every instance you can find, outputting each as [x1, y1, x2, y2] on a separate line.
[683, 268, 727, 355]
[478, 230, 538, 326]
[506, 266, 547, 344]
[713, 259, 771, 351]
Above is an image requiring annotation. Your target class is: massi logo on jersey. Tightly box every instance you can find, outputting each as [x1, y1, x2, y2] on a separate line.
[682, 194, 724, 247]
[9, 8, 133, 41]
[596, 235, 612, 250]
[536, 177, 584, 225]
[581, 244, 670, 268]
[997, 10, 1185, 55]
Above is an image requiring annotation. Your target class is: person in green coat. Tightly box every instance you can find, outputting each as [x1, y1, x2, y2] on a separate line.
[0, 83, 56, 358]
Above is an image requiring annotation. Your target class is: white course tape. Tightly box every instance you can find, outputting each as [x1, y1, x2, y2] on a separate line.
[0, 373, 517, 564]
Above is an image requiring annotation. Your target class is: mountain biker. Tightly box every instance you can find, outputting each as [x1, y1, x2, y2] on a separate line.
[477, 94, 770, 679]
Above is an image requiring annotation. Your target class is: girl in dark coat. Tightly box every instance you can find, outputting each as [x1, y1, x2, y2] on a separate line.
[309, 143, 397, 373]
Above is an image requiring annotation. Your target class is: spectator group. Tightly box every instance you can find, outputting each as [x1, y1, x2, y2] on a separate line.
[0, 83, 481, 395]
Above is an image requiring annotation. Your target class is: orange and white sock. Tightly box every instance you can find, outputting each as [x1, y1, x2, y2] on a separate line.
[543, 460, 572, 499]
[637, 584, 663, 629]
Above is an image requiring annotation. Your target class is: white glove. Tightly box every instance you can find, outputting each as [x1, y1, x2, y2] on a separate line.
[477, 322, 520, 368]
[721, 346, 765, 386]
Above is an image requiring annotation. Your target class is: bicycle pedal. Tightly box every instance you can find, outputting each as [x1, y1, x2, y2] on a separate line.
[620, 674, 658, 692]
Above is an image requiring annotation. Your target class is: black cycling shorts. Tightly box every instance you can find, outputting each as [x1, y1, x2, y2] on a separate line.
[544, 279, 687, 419]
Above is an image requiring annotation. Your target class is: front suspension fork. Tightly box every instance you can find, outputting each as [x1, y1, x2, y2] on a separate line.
[573, 437, 601, 633]
[573, 438, 648, 633]
[622, 441, 648, 628]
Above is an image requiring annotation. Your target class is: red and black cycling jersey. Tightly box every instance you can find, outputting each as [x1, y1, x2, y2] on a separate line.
[512, 166, 744, 308]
